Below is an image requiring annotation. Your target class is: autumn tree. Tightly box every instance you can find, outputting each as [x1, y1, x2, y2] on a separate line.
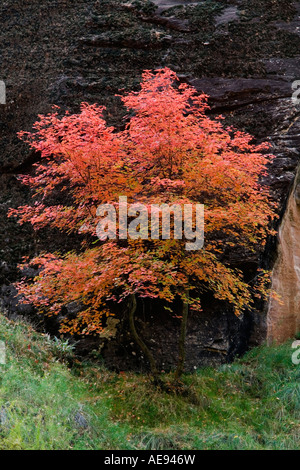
[9, 68, 276, 382]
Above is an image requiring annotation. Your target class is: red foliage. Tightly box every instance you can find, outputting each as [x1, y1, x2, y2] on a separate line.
[9, 68, 277, 335]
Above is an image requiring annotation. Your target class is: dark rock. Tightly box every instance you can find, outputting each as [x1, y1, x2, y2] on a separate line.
[1, 0, 300, 369]
[215, 6, 239, 27]
[0, 406, 9, 429]
[74, 408, 89, 430]
[294, 182, 300, 205]
[188, 77, 291, 111]
[0, 285, 35, 318]
[100, 297, 253, 372]
[78, 33, 174, 49]
[140, 14, 191, 32]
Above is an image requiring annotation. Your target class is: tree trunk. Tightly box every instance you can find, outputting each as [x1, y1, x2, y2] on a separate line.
[174, 291, 189, 382]
[127, 294, 160, 382]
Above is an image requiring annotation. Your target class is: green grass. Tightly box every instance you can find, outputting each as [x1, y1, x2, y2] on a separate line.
[0, 313, 299, 450]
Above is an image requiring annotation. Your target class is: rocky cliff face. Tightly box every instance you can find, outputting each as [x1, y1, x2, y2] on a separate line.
[267, 166, 300, 343]
[0, 0, 300, 370]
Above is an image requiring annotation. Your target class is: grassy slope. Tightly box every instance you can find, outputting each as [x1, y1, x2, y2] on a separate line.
[0, 313, 299, 450]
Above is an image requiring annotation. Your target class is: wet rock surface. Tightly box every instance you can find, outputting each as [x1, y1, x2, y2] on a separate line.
[0, 0, 300, 370]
